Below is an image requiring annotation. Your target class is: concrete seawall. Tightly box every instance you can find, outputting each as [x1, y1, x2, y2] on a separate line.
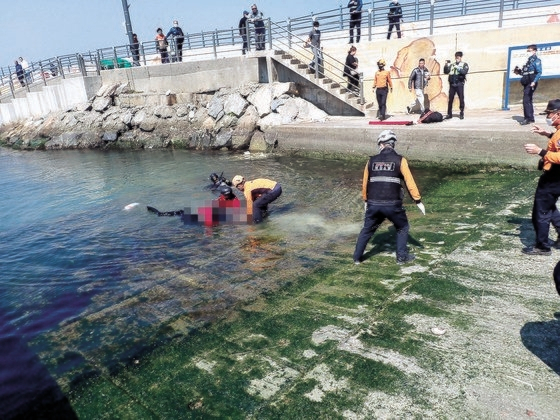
[272, 107, 543, 168]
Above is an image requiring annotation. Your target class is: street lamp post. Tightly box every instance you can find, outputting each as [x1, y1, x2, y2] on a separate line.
[121, 0, 135, 46]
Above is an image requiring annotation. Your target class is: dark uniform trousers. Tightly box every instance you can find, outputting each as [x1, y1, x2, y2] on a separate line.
[376, 87, 389, 118]
[523, 82, 538, 122]
[353, 202, 410, 261]
[532, 173, 560, 251]
[447, 84, 465, 116]
[253, 183, 282, 223]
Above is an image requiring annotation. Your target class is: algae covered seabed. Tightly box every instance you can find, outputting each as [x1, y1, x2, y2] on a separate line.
[42, 163, 560, 418]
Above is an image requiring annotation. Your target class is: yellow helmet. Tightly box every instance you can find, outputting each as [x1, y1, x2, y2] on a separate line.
[377, 59, 386, 67]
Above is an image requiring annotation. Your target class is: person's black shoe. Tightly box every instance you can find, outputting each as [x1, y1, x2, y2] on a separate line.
[459, 113, 464, 120]
[519, 119, 531, 125]
[397, 254, 416, 265]
[522, 247, 551, 256]
[444, 115, 452, 120]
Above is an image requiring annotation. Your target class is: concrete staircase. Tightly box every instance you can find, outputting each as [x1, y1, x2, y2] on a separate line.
[270, 49, 367, 117]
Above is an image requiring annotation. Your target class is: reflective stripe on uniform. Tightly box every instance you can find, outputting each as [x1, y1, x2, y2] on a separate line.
[369, 176, 401, 184]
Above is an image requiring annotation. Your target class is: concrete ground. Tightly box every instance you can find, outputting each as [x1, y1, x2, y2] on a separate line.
[274, 103, 550, 167]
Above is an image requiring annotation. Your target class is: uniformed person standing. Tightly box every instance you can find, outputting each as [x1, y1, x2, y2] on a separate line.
[518, 44, 542, 126]
[443, 51, 469, 120]
[353, 130, 425, 265]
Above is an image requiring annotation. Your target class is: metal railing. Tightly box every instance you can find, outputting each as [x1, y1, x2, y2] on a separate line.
[0, 0, 555, 101]
[269, 21, 365, 105]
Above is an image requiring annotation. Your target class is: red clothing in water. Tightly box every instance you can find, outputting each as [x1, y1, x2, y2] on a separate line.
[198, 196, 241, 226]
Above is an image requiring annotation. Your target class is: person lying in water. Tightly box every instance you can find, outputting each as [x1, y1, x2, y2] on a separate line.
[147, 185, 248, 226]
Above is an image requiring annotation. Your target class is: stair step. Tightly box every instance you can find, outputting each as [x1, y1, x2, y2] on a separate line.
[298, 64, 308, 69]
[290, 59, 300, 65]
[274, 50, 285, 55]
[322, 78, 332, 84]
[282, 54, 292, 59]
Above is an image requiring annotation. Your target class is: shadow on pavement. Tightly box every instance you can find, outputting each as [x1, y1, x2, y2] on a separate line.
[520, 313, 560, 376]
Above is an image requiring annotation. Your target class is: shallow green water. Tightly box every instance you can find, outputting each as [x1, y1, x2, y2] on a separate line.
[5, 147, 555, 418]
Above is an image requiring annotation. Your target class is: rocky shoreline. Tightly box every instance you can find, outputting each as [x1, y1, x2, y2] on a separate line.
[0, 82, 328, 152]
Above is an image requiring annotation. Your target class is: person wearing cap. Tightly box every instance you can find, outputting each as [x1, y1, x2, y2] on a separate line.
[353, 130, 425, 265]
[306, 20, 322, 75]
[519, 44, 542, 126]
[522, 99, 560, 256]
[239, 10, 250, 55]
[443, 51, 469, 120]
[232, 175, 282, 223]
[373, 58, 392, 121]
[167, 20, 185, 62]
[249, 4, 265, 51]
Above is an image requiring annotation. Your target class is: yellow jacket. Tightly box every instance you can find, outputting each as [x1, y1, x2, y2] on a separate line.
[373, 70, 392, 89]
[243, 178, 277, 215]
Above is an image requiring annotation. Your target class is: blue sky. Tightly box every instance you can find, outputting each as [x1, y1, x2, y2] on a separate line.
[1, 0, 351, 66]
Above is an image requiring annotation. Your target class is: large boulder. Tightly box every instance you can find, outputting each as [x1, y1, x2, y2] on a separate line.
[249, 130, 267, 152]
[248, 84, 273, 117]
[207, 95, 224, 121]
[223, 92, 248, 117]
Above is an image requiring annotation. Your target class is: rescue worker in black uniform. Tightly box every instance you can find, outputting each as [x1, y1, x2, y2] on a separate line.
[353, 130, 425, 265]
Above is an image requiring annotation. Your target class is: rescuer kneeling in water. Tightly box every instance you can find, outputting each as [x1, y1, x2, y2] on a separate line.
[231, 175, 282, 223]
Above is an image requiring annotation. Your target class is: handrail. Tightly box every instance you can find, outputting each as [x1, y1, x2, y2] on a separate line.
[268, 20, 364, 104]
[0, 0, 555, 101]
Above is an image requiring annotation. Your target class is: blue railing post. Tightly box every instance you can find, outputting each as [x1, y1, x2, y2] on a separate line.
[267, 18, 272, 50]
[186, 34, 191, 50]
[339, 5, 344, 30]
[287, 19, 292, 49]
[368, 9, 373, 42]
[56, 57, 64, 79]
[112, 47, 118, 69]
[213, 33, 218, 59]
[202, 31, 206, 48]
[498, 0, 505, 28]
[430, 1, 435, 35]
[359, 72, 364, 105]
[95, 51, 101, 75]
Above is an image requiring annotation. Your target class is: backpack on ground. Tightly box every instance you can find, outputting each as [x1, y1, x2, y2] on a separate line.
[418, 109, 443, 123]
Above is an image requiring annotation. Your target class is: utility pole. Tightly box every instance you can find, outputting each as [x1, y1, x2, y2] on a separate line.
[121, 0, 135, 45]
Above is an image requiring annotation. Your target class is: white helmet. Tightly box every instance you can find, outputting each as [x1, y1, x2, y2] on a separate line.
[232, 175, 245, 187]
[377, 130, 397, 145]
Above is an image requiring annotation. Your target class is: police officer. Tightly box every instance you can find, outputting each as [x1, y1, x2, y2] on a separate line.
[443, 51, 469, 120]
[353, 130, 425, 265]
[519, 44, 542, 126]
[523, 99, 560, 255]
